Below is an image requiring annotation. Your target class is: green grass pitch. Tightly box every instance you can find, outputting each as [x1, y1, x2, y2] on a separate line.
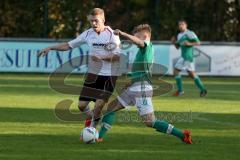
[0, 74, 239, 160]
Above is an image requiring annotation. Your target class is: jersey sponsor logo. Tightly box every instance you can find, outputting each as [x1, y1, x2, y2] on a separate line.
[92, 43, 108, 49]
[92, 42, 118, 51]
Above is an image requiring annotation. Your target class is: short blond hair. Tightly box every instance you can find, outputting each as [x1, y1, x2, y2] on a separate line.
[132, 24, 151, 36]
[89, 8, 105, 21]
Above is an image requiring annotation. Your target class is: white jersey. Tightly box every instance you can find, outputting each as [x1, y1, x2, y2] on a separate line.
[68, 26, 121, 76]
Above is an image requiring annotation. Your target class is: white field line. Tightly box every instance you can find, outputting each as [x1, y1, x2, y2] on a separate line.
[193, 113, 240, 127]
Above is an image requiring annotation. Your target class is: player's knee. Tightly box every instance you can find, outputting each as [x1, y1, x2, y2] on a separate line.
[141, 113, 155, 128]
[78, 101, 88, 112]
[188, 71, 196, 78]
[174, 68, 180, 76]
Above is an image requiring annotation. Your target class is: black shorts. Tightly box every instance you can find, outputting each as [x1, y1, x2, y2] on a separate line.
[79, 73, 117, 102]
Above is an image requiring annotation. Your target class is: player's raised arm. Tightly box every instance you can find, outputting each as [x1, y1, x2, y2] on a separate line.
[38, 43, 71, 57]
[114, 29, 145, 48]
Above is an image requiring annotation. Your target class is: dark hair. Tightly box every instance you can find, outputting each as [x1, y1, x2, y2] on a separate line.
[132, 24, 151, 36]
[178, 19, 188, 25]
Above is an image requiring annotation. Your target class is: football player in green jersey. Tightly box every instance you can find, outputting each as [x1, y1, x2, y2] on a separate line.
[97, 24, 192, 144]
[171, 20, 207, 97]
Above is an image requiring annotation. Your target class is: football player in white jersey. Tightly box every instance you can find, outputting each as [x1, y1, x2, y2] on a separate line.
[38, 8, 121, 128]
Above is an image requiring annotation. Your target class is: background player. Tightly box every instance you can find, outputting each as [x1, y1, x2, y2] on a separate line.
[97, 24, 192, 144]
[38, 8, 121, 128]
[171, 20, 207, 97]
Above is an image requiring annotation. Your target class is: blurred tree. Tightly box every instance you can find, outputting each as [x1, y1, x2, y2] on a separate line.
[47, 0, 94, 38]
[0, 0, 239, 41]
[0, 0, 44, 37]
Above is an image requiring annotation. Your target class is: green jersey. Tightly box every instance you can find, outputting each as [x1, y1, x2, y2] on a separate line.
[176, 29, 200, 62]
[130, 41, 154, 84]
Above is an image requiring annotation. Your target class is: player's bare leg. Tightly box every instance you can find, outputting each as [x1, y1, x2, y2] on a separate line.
[187, 70, 207, 97]
[91, 99, 106, 128]
[173, 68, 184, 96]
[78, 101, 92, 127]
[141, 112, 156, 127]
[141, 112, 193, 144]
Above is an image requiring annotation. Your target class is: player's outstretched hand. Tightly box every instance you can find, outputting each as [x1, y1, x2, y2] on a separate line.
[38, 48, 51, 57]
[91, 54, 102, 62]
[114, 29, 122, 36]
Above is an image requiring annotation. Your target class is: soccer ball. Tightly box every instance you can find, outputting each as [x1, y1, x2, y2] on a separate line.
[80, 127, 99, 144]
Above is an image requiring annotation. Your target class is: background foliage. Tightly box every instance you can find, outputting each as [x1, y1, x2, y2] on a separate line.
[0, 0, 240, 41]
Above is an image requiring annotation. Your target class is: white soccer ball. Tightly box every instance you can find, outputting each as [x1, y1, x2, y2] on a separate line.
[81, 127, 99, 144]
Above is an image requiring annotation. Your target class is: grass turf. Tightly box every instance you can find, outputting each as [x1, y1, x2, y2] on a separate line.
[0, 74, 239, 160]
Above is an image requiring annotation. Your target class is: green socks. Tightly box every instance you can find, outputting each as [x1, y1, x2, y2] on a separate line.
[194, 76, 205, 92]
[176, 75, 205, 92]
[153, 120, 184, 139]
[99, 113, 185, 140]
[171, 127, 185, 139]
[99, 111, 116, 138]
[175, 75, 183, 92]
